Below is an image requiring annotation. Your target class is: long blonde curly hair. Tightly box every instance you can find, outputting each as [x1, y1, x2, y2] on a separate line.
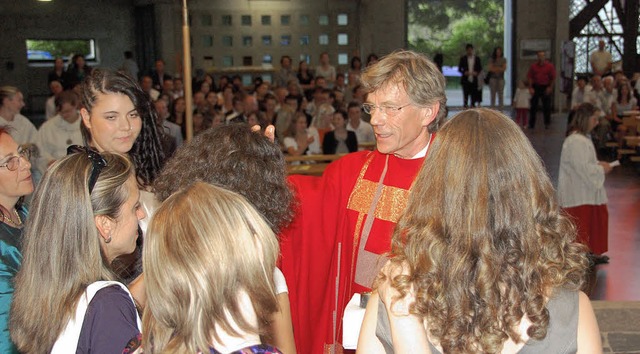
[386, 109, 588, 353]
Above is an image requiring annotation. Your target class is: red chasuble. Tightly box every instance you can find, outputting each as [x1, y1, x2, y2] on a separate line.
[280, 148, 427, 354]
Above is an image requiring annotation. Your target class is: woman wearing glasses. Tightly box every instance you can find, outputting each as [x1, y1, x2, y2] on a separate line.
[0, 127, 33, 353]
[10, 149, 144, 353]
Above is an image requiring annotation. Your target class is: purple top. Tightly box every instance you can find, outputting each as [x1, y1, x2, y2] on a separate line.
[77, 285, 139, 353]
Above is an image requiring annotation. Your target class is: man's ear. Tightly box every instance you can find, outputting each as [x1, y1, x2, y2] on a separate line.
[421, 103, 439, 127]
[80, 108, 92, 129]
[94, 215, 114, 241]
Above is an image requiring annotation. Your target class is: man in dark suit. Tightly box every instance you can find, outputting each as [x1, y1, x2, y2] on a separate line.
[151, 59, 173, 92]
[458, 43, 482, 108]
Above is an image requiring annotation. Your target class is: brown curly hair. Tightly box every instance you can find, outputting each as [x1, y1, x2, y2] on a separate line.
[386, 109, 588, 353]
[153, 124, 295, 234]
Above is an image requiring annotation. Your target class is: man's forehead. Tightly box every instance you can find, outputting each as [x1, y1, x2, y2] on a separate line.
[368, 82, 407, 102]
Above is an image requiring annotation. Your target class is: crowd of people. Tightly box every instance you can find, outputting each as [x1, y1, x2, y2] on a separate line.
[0, 47, 614, 353]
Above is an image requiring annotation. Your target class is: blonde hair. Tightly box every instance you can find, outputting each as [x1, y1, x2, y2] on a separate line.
[142, 182, 279, 353]
[360, 50, 447, 132]
[386, 109, 588, 353]
[0, 86, 20, 107]
[10, 152, 135, 352]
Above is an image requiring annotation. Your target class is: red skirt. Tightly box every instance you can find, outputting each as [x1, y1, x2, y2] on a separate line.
[563, 204, 609, 255]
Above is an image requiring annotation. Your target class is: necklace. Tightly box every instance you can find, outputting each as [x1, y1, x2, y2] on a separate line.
[2, 209, 22, 227]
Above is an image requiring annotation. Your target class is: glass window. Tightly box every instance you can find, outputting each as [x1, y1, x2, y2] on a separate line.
[243, 56, 253, 66]
[337, 33, 348, 45]
[263, 54, 273, 64]
[242, 74, 253, 87]
[26, 39, 96, 62]
[299, 54, 310, 63]
[338, 53, 349, 65]
[243, 36, 253, 47]
[222, 35, 233, 47]
[223, 56, 234, 67]
[318, 15, 329, 25]
[201, 14, 212, 26]
[262, 15, 271, 25]
[222, 15, 232, 26]
[300, 35, 310, 46]
[280, 35, 292, 46]
[203, 35, 213, 47]
[281, 15, 291, 25]
[337, 13, 348, 25]
[318, 34, 329, 45]
[300, 14, 309, 25]
[262, 35, 272, 46]
[241, 15, 252, 26]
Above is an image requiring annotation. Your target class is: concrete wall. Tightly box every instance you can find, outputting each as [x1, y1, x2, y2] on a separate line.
[0, 0, 136, 113]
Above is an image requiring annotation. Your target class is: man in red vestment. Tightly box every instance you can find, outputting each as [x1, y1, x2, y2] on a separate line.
[279, 50, 447, 353]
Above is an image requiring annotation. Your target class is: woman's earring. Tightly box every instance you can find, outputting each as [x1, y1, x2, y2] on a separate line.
[105, 234, 112, 244]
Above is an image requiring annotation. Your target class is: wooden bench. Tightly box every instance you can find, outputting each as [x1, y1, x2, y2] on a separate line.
[285, 154, 346, 164]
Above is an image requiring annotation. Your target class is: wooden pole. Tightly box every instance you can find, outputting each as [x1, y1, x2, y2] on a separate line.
[182, 0, 193, 142]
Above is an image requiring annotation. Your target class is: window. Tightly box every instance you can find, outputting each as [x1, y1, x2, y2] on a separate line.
[318, 15, 329, 25]
[318, 34, 329, 45]
[242, 74, 252, 87]
[26, 39, 96, 62]
[222, 35, 233, 47]
[300, 35, 310, 46]
[338, 53, 349, 65]
[281, 15, 291, 25]
[300, 14, 309, 25]
[243, 56, 253, 66]
[243, 36, 253, 47]
[263, 54, 273, 64]
[262, 35, 272, 46]
[222, 56, 234, 67]
[222, 15, 232, 26]
[201, 14, 212, 26]
[299, 54, 310, 64]
[241, 15, 252, 26]
[337, 13, 348, 25]
[280, 35, 292, 46]
[338, 33, 348, 45]
[203, 35, 213, 47]
[262, 15, 271, 25]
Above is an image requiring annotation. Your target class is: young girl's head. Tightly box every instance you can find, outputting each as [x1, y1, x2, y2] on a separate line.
[142, 182, 279, 352]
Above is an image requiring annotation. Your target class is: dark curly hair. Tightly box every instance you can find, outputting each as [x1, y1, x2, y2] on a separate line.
[80, 68, 166, 186]
[154, 124, 294, 234]
[384, 109, 588, 353]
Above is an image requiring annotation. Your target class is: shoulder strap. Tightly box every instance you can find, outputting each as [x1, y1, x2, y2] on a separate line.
[51, 281, 142, 353]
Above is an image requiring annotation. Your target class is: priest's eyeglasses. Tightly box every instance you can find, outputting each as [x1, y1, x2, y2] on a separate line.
[362, 103, 412, 117]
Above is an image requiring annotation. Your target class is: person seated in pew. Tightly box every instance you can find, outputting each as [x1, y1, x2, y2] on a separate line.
[323, 109, 358, 154]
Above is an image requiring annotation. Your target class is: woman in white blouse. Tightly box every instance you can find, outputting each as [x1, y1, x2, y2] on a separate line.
[558, 102, 612, 264]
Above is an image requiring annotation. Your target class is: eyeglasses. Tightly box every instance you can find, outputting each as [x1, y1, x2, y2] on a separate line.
[362, 103, 412, 117]
[67, 145, 108, 194]
[0, 146, 32, 171]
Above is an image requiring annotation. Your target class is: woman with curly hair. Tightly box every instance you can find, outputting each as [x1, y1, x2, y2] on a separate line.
[79, 69, 166, 284]
[357, 109, 600, 353]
